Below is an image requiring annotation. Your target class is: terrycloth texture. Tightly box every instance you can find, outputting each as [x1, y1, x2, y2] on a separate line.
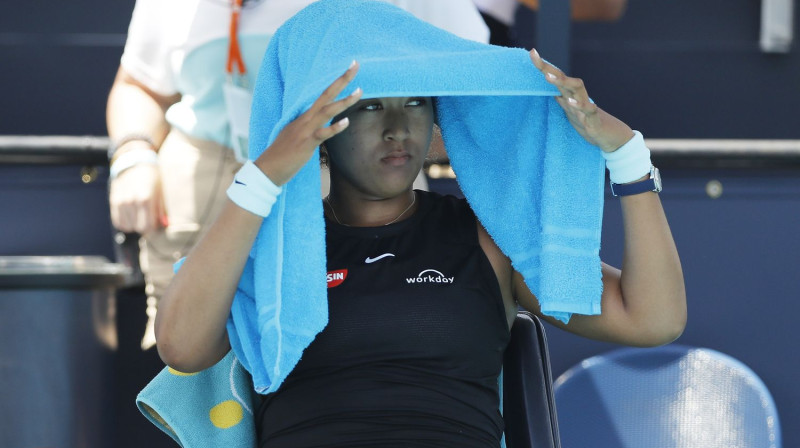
[136, 351, 258, 447]
[233, 0, 606, 394]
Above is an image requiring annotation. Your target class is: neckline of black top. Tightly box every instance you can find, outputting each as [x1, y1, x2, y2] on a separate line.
[324, 189, 433, 239]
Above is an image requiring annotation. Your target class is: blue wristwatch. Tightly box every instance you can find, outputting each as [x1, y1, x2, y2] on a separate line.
[610, 165, 662, 197]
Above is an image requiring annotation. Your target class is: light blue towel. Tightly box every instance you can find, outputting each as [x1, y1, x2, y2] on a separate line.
[231, 0, 605, 395]
[136, 351, 258, 447]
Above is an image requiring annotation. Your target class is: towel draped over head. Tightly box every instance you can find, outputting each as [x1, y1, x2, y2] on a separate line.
[229, 0, 606, 394]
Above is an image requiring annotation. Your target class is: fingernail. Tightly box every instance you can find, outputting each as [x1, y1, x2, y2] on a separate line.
[350, 87, 362, 97]
[339, 117, 349, 127]
[532, 48, 539, 59]
[567, 97, 579, 106]
[349, 60, 357, 69]
[546, 72, 557, 80]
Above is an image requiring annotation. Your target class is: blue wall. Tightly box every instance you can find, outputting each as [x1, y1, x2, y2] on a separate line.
[0, 0, 130, 136]
[2, 0, 799, 445]
[1, 0, 799, 139]
[569, 0, 800, 139]
[547, 167, 800, 446]
[0, 164, 115, 258]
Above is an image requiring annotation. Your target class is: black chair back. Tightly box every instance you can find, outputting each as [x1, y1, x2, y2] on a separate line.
[503, 311, 561, 448]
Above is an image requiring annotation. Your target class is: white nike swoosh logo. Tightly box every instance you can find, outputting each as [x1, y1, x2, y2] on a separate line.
[365, 253, 395, 264]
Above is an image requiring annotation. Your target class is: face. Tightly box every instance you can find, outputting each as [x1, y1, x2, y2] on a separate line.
[324, 96, 435, 199]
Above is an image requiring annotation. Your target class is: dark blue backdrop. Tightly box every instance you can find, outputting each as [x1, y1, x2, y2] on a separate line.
[2, 0, 798, 138]
[2, 0, 799, 446]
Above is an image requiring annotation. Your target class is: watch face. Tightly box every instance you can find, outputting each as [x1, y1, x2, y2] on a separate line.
[652, 167, 662, 192]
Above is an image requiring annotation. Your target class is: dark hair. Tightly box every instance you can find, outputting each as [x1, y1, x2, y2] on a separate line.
[319, 144, 329, 167]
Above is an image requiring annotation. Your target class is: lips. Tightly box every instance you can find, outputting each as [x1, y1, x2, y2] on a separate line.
[381, 151, 411, 166]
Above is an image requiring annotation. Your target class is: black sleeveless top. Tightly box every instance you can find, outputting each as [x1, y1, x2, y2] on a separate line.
[256, 191, 510, 448]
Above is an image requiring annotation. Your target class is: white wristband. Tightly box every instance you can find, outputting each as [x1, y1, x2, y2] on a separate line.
[602, 130, 652, 184]
[226, 161, 282, 217]
[109, 148, 159, 180]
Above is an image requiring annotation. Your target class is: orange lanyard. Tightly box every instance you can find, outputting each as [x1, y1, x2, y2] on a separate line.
[226, 0, 246, 75]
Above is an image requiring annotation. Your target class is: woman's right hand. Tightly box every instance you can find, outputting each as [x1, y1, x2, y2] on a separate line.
[254, 61, 362, 186]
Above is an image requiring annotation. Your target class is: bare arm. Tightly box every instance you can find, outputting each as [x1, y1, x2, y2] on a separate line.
[106, 67, 180, 234]
[515, 194, 686, 346]
[154, 202, 263, 372]
[511, 50, 686, 346]
[480, 193, 685, 346]
[154, 62, 363, 372]
[106, 67, 178, 143]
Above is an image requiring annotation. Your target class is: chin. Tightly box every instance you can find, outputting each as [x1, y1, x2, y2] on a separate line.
[387, 169, 421, 188]
[371, 177, 418, 198]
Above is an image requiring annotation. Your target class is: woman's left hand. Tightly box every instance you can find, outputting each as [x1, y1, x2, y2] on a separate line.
[530, 49, 634, 153]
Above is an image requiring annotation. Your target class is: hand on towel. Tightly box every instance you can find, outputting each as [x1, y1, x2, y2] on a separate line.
[255, 62, 363, 186]
[530, 49, 634, 153]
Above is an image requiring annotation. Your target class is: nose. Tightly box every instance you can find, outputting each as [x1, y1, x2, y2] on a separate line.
[382, 108, 410, 142]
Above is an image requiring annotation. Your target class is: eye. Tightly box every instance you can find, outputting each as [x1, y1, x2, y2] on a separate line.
[360, 102, 382, 111]
[406, 98, 426, 107]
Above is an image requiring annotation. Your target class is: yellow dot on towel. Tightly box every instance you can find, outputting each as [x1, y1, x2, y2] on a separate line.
[167, 367, 199, 376]
[209, 400, 244, 429]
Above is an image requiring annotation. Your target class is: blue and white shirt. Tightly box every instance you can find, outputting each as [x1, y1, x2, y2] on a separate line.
[120, 0, 488, 149]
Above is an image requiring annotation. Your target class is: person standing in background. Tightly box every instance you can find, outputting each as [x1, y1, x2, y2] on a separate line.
[106, 0, 491, 351]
